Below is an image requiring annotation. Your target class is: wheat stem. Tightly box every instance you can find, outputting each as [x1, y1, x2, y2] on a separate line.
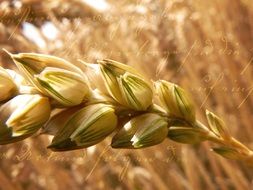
[195, 120, 253, 161]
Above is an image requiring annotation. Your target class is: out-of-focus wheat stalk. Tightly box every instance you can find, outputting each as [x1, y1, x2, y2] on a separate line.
[0, 51, 252, 165]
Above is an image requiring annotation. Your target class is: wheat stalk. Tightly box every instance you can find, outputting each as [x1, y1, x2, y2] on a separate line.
[0, 50, 252, 164]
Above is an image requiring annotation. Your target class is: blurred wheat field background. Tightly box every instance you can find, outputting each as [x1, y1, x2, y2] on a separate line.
[0, 0, 253, 189]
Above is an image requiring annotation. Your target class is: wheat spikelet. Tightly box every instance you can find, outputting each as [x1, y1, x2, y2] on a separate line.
[0, 50, 252, 165]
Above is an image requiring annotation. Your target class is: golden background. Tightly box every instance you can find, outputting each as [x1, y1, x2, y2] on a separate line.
[0, 0, 253, 189]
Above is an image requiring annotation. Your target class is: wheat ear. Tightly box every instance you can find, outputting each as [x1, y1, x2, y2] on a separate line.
[0, 50, 252, 164]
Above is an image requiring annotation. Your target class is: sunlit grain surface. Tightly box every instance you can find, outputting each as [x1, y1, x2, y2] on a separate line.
[0, 0, 253, 189]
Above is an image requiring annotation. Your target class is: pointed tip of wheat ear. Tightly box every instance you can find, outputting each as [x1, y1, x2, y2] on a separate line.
[96, 59, 106, 65]
[77, 59, 85, 64]
[77, 59, 93, 66]
[2, 48, 14, 57]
